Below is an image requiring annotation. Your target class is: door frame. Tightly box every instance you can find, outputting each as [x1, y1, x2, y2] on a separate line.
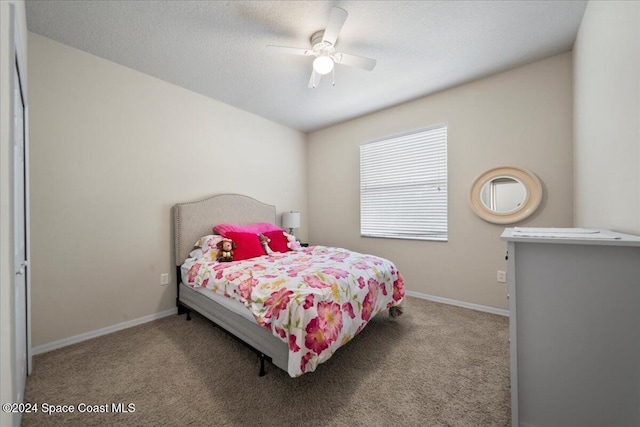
[9, 3, 31, 380]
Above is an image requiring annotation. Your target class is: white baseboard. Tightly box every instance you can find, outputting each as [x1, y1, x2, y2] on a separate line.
[405, 290, 509, 317]
[32, 307, 178, 355]
[32, 294, 505, 355]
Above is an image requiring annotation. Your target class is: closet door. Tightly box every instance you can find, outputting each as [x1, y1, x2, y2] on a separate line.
[13, 52, 28, 407]
[10, 7, 30, 418]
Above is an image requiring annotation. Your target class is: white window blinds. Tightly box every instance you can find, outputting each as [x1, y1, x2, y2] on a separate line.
[360, 125, 448, 241]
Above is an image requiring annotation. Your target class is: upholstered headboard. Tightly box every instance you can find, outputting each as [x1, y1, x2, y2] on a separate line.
[173, 193, 276, 266]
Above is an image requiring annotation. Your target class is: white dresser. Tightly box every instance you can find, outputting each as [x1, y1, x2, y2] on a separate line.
[501, 228, 640, 427]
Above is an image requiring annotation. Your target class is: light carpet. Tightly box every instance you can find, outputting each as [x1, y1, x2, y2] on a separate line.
[22, 297, 510, 426]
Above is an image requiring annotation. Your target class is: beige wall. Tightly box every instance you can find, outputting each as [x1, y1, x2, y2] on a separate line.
[1, 1, 27, 424]
[308, 53, 574, 310]
[28, 33, 308, 347]
[573, 1, 640, 235]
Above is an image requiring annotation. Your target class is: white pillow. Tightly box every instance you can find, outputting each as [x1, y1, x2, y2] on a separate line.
[191, 235, 225, 258]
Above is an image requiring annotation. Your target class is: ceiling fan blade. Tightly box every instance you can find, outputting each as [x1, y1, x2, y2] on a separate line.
[322, 7, 348, 46]
[266, 45, 311, 56]
[308, 70, 321, 88]
[335, 53, 377, 71]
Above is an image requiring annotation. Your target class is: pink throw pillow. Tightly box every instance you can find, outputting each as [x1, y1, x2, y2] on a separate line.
[224, 231, 266, 261]
[214, 222, 282, 237]
[263, 230, 290, 253]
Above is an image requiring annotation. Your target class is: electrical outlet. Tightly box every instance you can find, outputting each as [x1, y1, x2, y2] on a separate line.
[160, 273, 169, 286]
[497, 270, 506, 283]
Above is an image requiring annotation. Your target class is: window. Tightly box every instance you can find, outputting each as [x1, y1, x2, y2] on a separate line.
[360, 125, 448, 241]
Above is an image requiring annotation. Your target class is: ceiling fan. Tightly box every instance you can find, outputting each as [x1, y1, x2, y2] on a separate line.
[266, 7, 377, 88]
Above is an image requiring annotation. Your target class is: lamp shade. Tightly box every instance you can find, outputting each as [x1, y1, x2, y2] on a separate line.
[282, 212, 301, 230]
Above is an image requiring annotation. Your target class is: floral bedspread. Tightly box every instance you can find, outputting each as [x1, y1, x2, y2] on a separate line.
[182, 245, 405, 377]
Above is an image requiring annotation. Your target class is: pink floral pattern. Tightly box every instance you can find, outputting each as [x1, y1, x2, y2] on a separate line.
[187, 263, 201, 282]
[289, 335, 301, 352]
[182, 245, 405, 377]
[264, 288, 294, 320]
[342, 302, 355, 319]
[361, 280, 380, 322]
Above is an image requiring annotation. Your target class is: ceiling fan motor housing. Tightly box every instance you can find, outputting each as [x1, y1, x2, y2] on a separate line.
[310, 30, 337, 61]
[310, 30, 330, 47]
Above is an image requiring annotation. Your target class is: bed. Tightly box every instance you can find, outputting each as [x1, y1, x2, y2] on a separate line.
[174, 193, 405, 377]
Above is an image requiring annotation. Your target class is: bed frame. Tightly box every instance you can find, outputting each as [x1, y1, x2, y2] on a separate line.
[173, 193, 289, 376]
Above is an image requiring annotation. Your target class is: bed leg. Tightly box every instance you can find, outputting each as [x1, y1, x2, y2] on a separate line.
[177, 302, 192, 320]
[259, 353, 266, 377]
[177, 300, 187, 314]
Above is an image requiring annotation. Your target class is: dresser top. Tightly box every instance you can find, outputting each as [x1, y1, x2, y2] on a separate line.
[501, 227, 640, 247]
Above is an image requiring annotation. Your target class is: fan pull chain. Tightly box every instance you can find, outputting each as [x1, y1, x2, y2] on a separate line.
[332, 67, 335, 86]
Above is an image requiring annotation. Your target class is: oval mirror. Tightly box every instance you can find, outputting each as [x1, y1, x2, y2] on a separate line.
[469, 167, 542, 224]
[480, 176, 527, 213]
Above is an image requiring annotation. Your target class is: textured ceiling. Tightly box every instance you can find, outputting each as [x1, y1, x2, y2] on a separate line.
[25, 0, 587, 133]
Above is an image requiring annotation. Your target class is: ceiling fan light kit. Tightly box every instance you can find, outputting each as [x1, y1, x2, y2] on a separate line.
[266, 7, 377, 88]
[312, 56, 334, 75]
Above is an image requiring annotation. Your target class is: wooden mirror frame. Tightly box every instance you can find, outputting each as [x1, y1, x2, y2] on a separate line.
[469, 166, 542, 224]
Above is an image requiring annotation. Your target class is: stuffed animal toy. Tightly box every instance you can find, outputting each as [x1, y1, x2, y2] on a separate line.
[258, 233, 275, 255]
[283, 231, 301, 251]
[216, 239, 236, 262]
